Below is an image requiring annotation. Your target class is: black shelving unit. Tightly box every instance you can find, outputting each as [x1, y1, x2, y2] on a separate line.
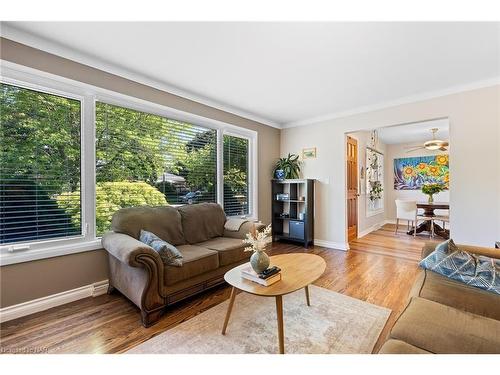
[271, 179, 314, 247]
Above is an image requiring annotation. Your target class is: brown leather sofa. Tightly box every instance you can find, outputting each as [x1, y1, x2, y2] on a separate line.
[379, 243, 500, 354]
[102, 203, 263, 327]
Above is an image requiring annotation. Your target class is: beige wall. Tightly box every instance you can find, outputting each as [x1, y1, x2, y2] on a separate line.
[347, 131, 387, 235]
[281, 85, 500, 248]
[384, 143, 449, 221]
[0, 38, 280, 308]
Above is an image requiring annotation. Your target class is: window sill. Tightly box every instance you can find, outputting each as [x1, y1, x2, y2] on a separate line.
[0, 239, 103, 266]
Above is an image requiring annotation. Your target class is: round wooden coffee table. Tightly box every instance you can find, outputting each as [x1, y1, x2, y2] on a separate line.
[221, 253, 326, 354]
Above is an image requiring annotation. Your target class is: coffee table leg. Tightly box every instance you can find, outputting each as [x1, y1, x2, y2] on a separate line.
[275, 295, 285, 354]
[305, 285, 310, 306]
[221, 287, 237, 335]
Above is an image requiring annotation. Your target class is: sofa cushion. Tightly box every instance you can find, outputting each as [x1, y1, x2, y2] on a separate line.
[196, 237, 250, 266]
[112, 205, 185, 245]
[139, 229, 183, 267]
[390, 297, 500, 353]
[411, 269, 500, 321]
[378, 339, 431, 354]
[164, 245, 219, 285]
[177, 203, 226, 244]
[420, 239, 500, 295]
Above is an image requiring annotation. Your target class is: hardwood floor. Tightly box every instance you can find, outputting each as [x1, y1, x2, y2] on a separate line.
[0, 224, 437, 354]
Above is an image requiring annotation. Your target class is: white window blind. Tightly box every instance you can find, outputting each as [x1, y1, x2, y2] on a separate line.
[0, 83, 82, 244]
[95, 102, 217, 235]
[223, 134, 249, 216]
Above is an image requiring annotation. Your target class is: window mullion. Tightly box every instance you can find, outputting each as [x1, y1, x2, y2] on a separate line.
[82, 95, 97, 240]
[217, 128, 224, 207]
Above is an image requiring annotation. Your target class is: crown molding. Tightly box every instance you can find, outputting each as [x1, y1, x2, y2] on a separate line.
[0, 23, 282, 129]
[282, 76, 500, 129]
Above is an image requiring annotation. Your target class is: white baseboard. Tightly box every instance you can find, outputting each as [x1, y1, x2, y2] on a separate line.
[0, 279, 109, 323]
[385, 219, 397, 225]
[314, 239, 349, 251]
[357, 222, 385, 238]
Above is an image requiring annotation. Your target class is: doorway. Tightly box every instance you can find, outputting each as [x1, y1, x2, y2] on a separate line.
[346, 118, 451, 247]
[346, 136, 358, 243]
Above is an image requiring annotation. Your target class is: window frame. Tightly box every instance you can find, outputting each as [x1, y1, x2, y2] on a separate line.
[222, 131, 254, 217]
[0, 60, 258, 266]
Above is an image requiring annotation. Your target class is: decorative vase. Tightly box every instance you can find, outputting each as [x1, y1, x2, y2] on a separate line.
[427, 194, 434, 203]
[275, 169, 285, 180]
[250, 251, 270, 273]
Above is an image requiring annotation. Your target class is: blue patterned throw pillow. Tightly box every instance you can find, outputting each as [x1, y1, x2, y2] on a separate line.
[139, 229, 183, 267]
[420, 239, 500, 295]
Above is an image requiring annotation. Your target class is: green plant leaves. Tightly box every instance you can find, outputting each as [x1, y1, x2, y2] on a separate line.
[273, 153, 301, 179]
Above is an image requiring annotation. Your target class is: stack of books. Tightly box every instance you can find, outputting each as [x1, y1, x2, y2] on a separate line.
[241, 266, 282, 286]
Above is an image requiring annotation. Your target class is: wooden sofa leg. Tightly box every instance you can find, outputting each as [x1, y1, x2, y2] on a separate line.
[141, 309, 164, 328]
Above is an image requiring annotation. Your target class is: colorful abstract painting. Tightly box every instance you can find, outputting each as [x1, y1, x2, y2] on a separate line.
[394, 154, 449, 190]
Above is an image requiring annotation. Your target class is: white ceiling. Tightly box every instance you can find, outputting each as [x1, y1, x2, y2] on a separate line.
[377, 118, 449, 145]
[2, 22, 499, 128]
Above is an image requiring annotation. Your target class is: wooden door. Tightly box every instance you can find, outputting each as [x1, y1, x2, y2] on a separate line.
[346, 136, 358, 242]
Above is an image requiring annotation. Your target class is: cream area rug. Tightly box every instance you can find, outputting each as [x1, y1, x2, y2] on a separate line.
[127, 285, 391, 354]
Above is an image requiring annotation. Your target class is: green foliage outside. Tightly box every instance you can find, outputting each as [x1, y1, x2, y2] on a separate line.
[224, 167, 247, 193]
[0, 83, 81, 194]
[57, 181, 167, 235]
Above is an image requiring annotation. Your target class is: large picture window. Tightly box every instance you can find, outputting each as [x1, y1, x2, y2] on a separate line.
[95, 102, 217, 235]
[223, 134, 249, 216]
[0, 65, 256, 262]
[0, 83, 82, 244]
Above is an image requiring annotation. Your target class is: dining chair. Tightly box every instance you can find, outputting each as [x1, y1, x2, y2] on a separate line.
[433, 215, 450, 232]
[395, 200, 417, 234]
[434, 209, 450, 230]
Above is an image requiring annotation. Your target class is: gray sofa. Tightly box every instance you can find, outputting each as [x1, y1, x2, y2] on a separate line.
[102, 203, 263, 327]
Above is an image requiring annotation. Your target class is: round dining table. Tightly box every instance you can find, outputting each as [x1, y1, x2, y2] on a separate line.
[407, 201, 450, 239]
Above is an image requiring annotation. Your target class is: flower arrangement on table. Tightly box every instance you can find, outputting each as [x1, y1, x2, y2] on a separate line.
[243, 224, 272, 273]
[421, 182, 445, 203]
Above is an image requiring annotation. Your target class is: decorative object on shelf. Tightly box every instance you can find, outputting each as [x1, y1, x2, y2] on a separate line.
[274, 153, 301, 179]
[275, 169, 286, 180]
[244, 224, 272, 273]
[278, 213, 290, 219]
[394, 154, 449, 190]
[421, 182, 445, 203]
[276, 193, 289, 201]
[366, 147, 384, 215]
[298, 212, 305, 220]
[302, 147, 317, 159]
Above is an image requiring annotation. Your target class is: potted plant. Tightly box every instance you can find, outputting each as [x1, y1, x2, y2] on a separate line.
[421, 182, 445, 203]
[273, 153, 301, 180]
[369, 180, 383, 201]
[243, 224, 272, 273]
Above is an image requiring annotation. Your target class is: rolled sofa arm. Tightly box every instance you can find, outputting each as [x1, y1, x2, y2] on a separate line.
[223, 221, 266, 239]
[102, 232, 166, 327]
[458, 244, 500, 260]
[101, 232, 163, 269]
[421, 241, 500, 260]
